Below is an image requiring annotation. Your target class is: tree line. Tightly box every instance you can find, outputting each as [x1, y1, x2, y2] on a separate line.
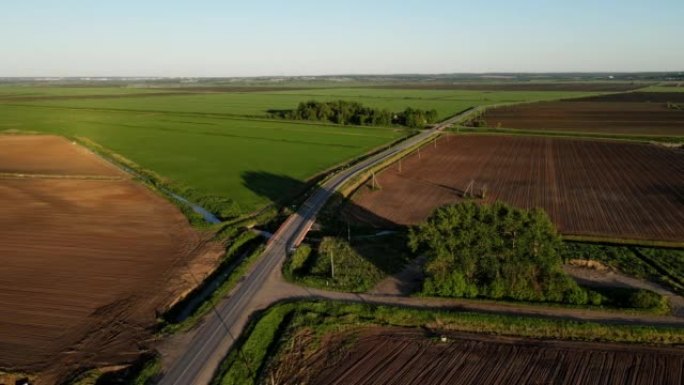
[270, 100, 439, 128]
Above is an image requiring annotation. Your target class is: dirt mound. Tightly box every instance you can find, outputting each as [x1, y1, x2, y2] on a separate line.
[568, 259, 611, 272]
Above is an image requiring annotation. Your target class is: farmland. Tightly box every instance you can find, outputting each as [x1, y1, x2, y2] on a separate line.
[0, 135, 221, 382]
[0, 103, 404, 215]
[275, 327, 684, 385]
[5, 88, 603, 119]
[484, 92, 684, 136]
[346, 135, 684, 244]
[0, 87, 603, 216]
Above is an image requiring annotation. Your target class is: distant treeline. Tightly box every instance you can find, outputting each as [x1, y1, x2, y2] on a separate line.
[270, 100, 439, 128]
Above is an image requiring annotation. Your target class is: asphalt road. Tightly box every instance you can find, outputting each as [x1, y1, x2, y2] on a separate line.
[157, 111, 471, 385]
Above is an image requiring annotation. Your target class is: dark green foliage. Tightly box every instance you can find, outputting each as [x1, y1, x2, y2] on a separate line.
[409, 202, 586, 304]
[272, 100, 439, 128]
[286, 244, 312, 276]
[628, 289, 668, 309]
[285, 235, 410, 292]
[465, 115, 488, 127]
[591, 287, 668, 312]
[300, 237, 385, 292]
[561, 243, 684, 296]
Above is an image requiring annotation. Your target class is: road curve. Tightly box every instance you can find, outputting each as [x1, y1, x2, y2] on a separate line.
[157, 111, 472, 385]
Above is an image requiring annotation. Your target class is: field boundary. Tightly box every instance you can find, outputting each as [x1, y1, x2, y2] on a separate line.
[457, 126, 684, 144]
[72, 136, 223, 226]
[562, 234, 684, 249]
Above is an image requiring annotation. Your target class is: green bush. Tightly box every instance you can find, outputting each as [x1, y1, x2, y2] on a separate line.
[410, 202, 586, 304]
[629, 289, 667, 310]
[288, 244, 312, 274]
[561, 243, 684, 296]
[287, 237, 386, 292]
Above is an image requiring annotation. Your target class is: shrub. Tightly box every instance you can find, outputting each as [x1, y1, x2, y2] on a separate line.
[410, 202, 586, 304]
[288, 244, 312, 274]
[629, 289, 667, 310]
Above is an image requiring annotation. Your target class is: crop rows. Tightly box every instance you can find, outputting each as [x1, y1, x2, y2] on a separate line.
[308, 331, 683, 385]
[484, 92, 684, 136]
[347, 135, 684, 243]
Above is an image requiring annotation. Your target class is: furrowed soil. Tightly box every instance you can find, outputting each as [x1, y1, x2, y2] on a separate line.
[0, 135, 119, 176]
[0, 135, 222, 383]
[270, 327, 684, 385]
[484, 92, 684, 136]
[345, 135, 684, 243]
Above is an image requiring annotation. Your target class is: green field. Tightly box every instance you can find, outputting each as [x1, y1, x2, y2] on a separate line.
[6, 88, 600, 120]
[0, 86, 602, 219]
[640, 85, 684, 92]
[0, 86, 176, 98]
[0, 103, 404, 214]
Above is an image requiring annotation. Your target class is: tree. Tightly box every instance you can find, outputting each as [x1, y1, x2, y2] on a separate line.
[409, 202, 586, 304]
[273, 100, 437, 128]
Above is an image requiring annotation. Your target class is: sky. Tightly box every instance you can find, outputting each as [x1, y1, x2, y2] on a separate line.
[1, 0, 683, 77]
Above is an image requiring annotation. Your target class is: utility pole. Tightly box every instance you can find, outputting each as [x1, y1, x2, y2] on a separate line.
[330, 249, 335, 279]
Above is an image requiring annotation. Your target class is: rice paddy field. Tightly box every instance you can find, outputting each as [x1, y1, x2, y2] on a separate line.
[0, 86, 606, 216]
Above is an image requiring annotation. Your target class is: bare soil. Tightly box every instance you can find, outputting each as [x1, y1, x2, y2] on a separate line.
[0, 135, 120, 176]
[0, 135, 222, 384]
[345, 135, 684, 243]
[484, 92, 684, 136]
[271, 327, 684, 385]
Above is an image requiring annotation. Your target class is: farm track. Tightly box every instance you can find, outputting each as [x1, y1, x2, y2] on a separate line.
[275, 328, 684, 385]
[346, 135, 684, 244]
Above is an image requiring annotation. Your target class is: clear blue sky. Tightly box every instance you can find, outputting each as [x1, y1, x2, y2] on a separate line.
[2, 0, 682, 77]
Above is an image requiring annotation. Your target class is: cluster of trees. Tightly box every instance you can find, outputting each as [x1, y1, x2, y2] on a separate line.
[463, 113, 488, 127]
[409, 202, 591, 305]
[271, 100, 439, 128]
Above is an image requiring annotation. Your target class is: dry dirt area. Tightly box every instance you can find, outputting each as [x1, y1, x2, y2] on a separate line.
[0, 135, 222, 384]
[0, 135, 120, 176]
[270, 327, 684, 385]
[484, 92, 684, 136]
[345, 135, 684, 243]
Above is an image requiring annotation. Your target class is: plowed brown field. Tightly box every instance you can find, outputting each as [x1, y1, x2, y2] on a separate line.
[0, 135, 221, 383]
[282, 328, 684, 385]
[484, 92, 684, 136]
[346, 135, 684, 243]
